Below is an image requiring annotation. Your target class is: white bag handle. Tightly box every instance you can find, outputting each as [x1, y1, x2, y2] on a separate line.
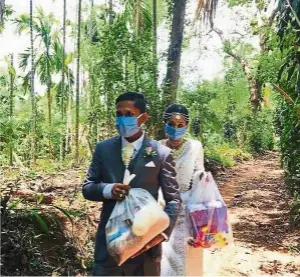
[188, 171, 225, 206]
[123, 169, 136, 186]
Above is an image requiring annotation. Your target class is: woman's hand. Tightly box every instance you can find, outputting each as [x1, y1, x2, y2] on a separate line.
[187, 238, 199, 248]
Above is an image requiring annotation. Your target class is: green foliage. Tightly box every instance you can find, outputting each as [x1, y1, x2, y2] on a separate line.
[180, 58, 276, 163]
[0, 0, 289, 173]
[290, 192, 300, 228]
[227, 0, 268, 10]
[180, 80, 220, 140]
[31, 209, 49, 234]
[244, 110, 275, 153]
[81, 2, 160, 143]
[205, 143, 251, 167]
[276, 0, 300, 196]
[0, 4, 14, 33]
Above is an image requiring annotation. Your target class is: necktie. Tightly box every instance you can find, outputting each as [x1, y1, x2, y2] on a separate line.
[122, 143, 135, 168]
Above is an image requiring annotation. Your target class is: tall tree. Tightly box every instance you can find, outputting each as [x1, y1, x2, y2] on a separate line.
[109, 0, 113, 25]
[152, 0, 157, 93]
[60, 0, 67, 162]
[17, 7, 57, 158]
[9, 53, 14, 166]
[107, 0, 114, 136]
[207, 1, 278, 112]
[163, 0, 187, 105]
[163, 0, 219, 105]
[75, 0, 82, 164]
[30, 0, 36, 165]
[0, 0, 5, 25]
[0, 1, 13, 34]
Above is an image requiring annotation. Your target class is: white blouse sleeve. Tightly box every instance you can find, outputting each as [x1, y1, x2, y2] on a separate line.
[192, 141, 205, 185]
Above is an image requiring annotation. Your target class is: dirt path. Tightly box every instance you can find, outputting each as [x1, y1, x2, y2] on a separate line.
[204, 151, 300, 276]
[2, 152, 299, 276]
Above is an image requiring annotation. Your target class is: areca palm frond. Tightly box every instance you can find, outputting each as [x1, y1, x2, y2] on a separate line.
[15, 6, 57, 41]
[19, 47, 32, 70]
[123, 0, 152, 33]
[17, 7, 58, 85]
[194, 0, 219, 26]
[36, 53, 55, 84]
[15, 13, 37, 34]
[21, 70, 31, 94]
[0, 75, 8, 88]
[278, 0, 300, 41]
[52, 39, 75, 106]
[52, 39, 64, 71]
[52, 39, 74, 79]
[0, 2, 13, 33]
[54, 78, 74, 106]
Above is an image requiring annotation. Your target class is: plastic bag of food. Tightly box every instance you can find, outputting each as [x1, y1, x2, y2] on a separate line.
[187, 172, 233, 248]
[105, 170, 170, 265]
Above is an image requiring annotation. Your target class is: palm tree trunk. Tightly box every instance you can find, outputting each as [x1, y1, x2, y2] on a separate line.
[75, 0, 82, 164]
[9, 53, 14, 166]
[30, 0, 36, 165]
[109, 0, 113, 24]
[163, 0, 187, 106]
[66, 72, 72, 155]
[0, 0, 5, 26]
[47, 83, 52, 126]
[123, 54, 128, 85]
[89, 1, 98, 147]
[134, 62, 139, 90]
[47, 82, 54, 158]
[60, 0, 67, 163]
[106, 0, 113, 137]
[66, 90, 72, 154]
[152, 0, 157, 93]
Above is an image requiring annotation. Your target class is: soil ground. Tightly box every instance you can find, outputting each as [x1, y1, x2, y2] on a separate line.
[1, 151, 299, 276]
[204, 151, 300, 276]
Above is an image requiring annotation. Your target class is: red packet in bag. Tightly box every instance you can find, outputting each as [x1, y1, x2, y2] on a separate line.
[187, 172, 233, 248]
[188, 206, 232, 248]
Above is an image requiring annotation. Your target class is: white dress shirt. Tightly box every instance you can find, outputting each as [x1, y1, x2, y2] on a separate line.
[102, 133, 145, 199]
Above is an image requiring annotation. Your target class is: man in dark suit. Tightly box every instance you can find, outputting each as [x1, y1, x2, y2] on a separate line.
[82, 92, 182, 276]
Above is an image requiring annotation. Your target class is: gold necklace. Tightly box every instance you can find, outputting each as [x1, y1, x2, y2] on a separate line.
[167, 139, 186, 160]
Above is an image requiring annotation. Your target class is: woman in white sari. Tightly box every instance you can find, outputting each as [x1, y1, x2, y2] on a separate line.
[159, 104, 205, 276]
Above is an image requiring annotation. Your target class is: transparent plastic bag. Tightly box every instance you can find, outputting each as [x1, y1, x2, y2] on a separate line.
[187, 172, 233, 248]
[189, 171, 224, 206]
[105, 170, 169, 265]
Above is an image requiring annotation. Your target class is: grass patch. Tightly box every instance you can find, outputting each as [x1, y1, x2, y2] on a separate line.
[205, 143, 251, 167]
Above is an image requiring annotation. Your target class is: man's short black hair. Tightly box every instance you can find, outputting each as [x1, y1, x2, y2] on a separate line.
[115, 92, 147, 113]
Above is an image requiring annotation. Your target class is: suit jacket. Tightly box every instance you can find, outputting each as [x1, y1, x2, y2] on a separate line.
[82, 135, 182, 263]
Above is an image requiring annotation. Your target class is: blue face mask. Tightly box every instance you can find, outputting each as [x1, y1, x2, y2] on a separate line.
[164, 124, 187, 140]
[115, 115, 142, 137]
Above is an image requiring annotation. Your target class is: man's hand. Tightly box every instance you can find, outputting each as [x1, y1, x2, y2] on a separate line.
[112, 183, 131, 201]
[131, 234, 165, 259]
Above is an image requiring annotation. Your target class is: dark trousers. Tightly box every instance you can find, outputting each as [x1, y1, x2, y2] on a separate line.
[93, 253, 161, 276]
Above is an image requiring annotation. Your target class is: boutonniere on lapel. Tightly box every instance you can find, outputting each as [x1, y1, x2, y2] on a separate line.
[143, 146, 157, 158]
